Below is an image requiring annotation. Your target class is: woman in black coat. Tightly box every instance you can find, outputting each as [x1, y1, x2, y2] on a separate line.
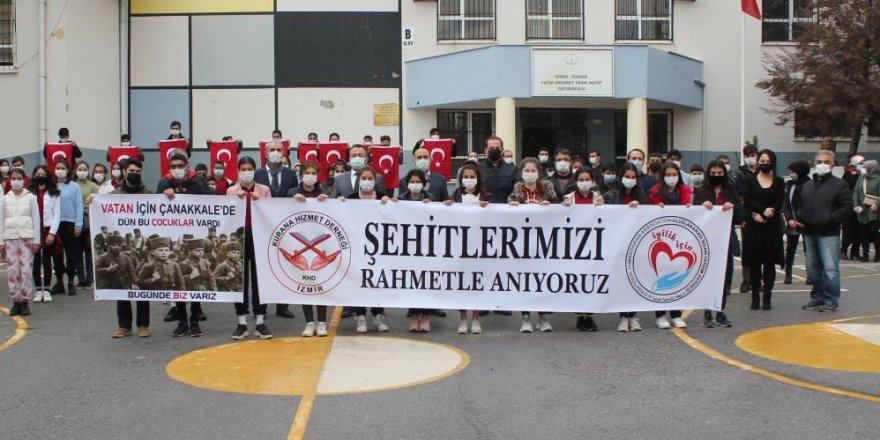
[781, 160, 811, 284]
[741, 149, 785, 310]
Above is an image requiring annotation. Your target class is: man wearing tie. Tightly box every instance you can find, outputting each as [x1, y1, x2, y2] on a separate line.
[399, 147, 449, 202]
[330, 144, 386, 197]
[254, 140, 299, 319]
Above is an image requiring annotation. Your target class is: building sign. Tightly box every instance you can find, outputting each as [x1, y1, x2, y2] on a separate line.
[531, 48, 614, 97]
[373, 103, 400, 126]
[402, 27, 414, 48]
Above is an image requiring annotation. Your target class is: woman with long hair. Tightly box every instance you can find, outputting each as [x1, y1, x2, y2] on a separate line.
[50, 158, 83, 296]
[28, 165, 60, 303]
[741, 149, 785, 310]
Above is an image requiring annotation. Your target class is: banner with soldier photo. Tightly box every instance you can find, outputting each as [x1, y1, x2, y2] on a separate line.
[89, 194, 247, 302]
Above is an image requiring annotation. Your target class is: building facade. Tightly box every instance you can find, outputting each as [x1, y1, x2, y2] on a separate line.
[1, 0, 876, 187]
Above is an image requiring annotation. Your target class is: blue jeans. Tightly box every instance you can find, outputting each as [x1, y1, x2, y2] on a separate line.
[804, 234, 841, 305]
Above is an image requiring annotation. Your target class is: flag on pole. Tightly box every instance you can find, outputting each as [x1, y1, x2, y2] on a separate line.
[742, 0, 761, 19]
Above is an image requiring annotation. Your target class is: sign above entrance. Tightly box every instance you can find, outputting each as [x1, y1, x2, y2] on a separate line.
[531, 48, 614, 97]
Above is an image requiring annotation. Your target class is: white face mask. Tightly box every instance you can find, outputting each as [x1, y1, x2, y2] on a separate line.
[630, 160, 643, 169]
[691, 174, 704, 183]
[59, 137, 69, 143]
[111, 170, 122, 179]
[239, 171, 255, 183]
[503, 157, 514, 164]
[538, 155, 549, 163]
[672, 160, 682, 168]
[302, 174, 318, 186]
[789, 172, 798, 180]
[664, 176, 679, 187]
[724, 164, 731, 172]
[171, 129, 180, 136]
[350, 157, 366, 170]
[10, 180, 24, 190]
[214, 168, 224, 178]
[121, 142, 131, 147]
[171, 168, 187, 180]
[577, 181, 594, 192]
[555, 161, 570, 174]
[0, 166, 9, 174]
[76, 170, 89, 180]
[622, 177, 637, 189]
[522, 172, 539, 184]
[745, 157, 757, 167]
[359, 180, 375, 192]
[415, 159, 430, 172]
[93, 173, 105, 183]
[589, 157, 598, 165]
[430, 135, 440, 140]
[815, 163, 831, 175]
[408, 183, 423, 194]
[55, 169, 68, 179]
[462, 178, 478, 189]
[267, 151, 283, 164]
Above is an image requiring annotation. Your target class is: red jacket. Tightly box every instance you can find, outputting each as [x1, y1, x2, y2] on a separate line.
[648, 182, 693, 205]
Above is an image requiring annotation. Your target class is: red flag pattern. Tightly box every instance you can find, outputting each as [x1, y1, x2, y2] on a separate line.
[209, 140, 241, 182]
[258, 139, 291, 168]
[44, 143, 74, 172]
[370, 146, 400, 190]
[742, 0, 761, 19]
[424, 139, 453, 181]
[318, 142, 349, 184]
[107, 146, 145, 165]
[297, 142, 319, 165]
[158, 139, 189, 178]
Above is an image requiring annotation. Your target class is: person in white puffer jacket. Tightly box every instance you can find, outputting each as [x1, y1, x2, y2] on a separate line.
[0, 169, 42, 316]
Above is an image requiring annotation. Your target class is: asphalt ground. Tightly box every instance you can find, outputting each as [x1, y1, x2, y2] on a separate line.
[1, 252, 878, 440]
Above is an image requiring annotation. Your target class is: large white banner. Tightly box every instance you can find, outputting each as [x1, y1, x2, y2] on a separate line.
[90, 194, 246, 302]
[254, 200, 732, 313]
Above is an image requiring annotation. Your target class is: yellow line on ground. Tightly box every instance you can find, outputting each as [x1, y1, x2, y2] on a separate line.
[672, 312, 880, 405]
[287, 306, 343, 440]
[0, 306, 28, 354]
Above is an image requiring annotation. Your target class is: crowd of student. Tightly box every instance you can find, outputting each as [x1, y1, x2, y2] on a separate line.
[0, 124, 860, 339]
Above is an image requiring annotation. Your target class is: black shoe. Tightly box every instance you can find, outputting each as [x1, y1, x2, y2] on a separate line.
[67, 283, 76, 295]
[255, 323, 273, 339]
[738, 280, 750, 293]
[784, 272, 792, 284]
[575, 315, 586, 331]
[802, 299, 824, 310]
[493, 310, 513, 316]
[860, 255, 869, 263]
[197, 311, 207, 322]
[189, 322, 203, 337]
[164, 306, 178, 322]
[231, 324, 248, 340]
[583, 316, 598, 332]
[51, 282, 65, 295]
[478, 310, 489, 316]
[750, 293, 760, 310]
[703, 310, 714, 328]
[19, 301, 30, 316]
[715, 312, 732, 327]
[172, 322, 189, 337]
[276, 306, 295, 319]
[8, 302, 21, 316]
[429, 310, 447, 318]
[817, 303, 839, 312]
[340, 308, 354, 319]
[76, 281, 88, 288]
[762, 297, 772, 310]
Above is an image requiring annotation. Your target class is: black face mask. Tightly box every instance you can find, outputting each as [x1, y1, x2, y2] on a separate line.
[33, 176, 48, 186]
[709, 175, 727, 186]
[487, 149, 502, 162]
[126, 173, 142, 187]
[649, 163, 661, 172]
[758, 163, 773, 174]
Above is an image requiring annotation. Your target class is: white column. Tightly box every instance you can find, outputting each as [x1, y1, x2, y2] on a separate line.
[626, 98, 648, 156]
[495, 97, 516, 159]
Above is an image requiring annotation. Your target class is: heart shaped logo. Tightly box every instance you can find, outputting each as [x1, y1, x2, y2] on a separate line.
[649, 240, 697, 291]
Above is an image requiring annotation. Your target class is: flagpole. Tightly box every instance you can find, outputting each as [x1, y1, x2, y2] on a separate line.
[740, 12, 746, 165]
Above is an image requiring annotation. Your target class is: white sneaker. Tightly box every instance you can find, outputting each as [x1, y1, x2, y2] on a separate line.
[373, 314, 389, 332]
[470, 320, 482, 334]
[671, 317, 687, 329]
[316, 322, 328, 337]
[656, 315, 671, 329]
[356, 315, 368, 333]
[520, 320, 533, 333]
[457, 320, 468, 334]
[629, 317, 642, 332]
[32, 291, 43, 303]
[537, 318, 553, 332]
[617, 317, 630, 332]
[302, 322, 316, 337]
[42, 291, 53, 303]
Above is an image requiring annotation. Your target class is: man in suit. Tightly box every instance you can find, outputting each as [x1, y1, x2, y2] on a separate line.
[400, 147, 449, 201]
[255, 140, 299, 319]
[330, 144, 385, 197]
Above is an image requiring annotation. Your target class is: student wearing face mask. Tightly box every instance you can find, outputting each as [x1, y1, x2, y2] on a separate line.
[509, 157, 559, 333]
[587, 150, 603, 180]
[480, 136, 517, 205]
[50, 158, 83, 297]
[667, 149, 692, 186]
[325, 161, 347, 194]
[598, 165, 618, 193]
[502, 149, 515, 165]
[392, 169, 435, 331]
[401, 148, 449, 202]
[167, 121, 186, 140]
[0, 159, 10, 194]
[29, 165, 61, 303]
[734, 144, 760, 293]
[212, 159, 235, 195]
[741, 149, 785, 310]
[690, 164, 704, 190]
[537, 148, 551, 166]
[330, 144, 386, 198]
[444, 163, 491, 334]
[626, 148, 656, 190]
[74, 161, 99, 289]
[610, 163, 646, 332]
[571, 157, 585, 175]
[110, 161, 124, 190]
[48, 128, 84, 161]
[338, 167, 391, 333]
[328, 133, 341, 142]
[648, 162, 693, 329]
[282, 156, 292, 169]
[547, 148, 576, 197]
[307, 132, 318, 142]
[0, 168, 42, 317]
[782, 160, 811, 284]
[646, 153, 664, 181]
[94, 163, 114, 194]
[851, 160, 880, 262]
[227, 156, 273, 340]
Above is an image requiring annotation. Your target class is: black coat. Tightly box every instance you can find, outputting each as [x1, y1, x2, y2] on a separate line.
[797, 174, 854, 236]
[479, 160, 517, 204]
[740, 173, 785, 266]
[255, 166, 298, 198]
[693, 183, 743, 256]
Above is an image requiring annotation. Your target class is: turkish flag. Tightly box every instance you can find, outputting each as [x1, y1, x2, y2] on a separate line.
[107, 146, 145, 165]
[209, 140, 242, 182]
[44, 143, 74, 172]
[742, 0, 761, 19]
[258, 139, 291, 167]
[424, 139, 453, 181]
[318, 142, 349, 184]
[158, 139, 189, 177]
[370, 146, 400, 190]
[297, 142, 319, 165]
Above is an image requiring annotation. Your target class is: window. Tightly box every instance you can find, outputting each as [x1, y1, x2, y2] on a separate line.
[615, 0, 672, 41]
[526, 0, 584, 40]
[614, 109, 673, 159]
[794, 109, 852, 140]
[438, 0, 495, 41]
[437, 110, 495, 157]
[520, 108, 590, 158]
[0, 0, 14, 69]
[762, 0, 817, 43]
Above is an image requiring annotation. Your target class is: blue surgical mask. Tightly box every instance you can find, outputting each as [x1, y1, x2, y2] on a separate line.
[603, 175, 617, 184]
[350, 157, 366, 170]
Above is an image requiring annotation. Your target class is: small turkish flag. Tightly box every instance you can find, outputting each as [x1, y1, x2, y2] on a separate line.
[370, 146, 400, 190]
[258, 139, 291, 168]
[424, 139, 453, 181]
[45, 143, 74, 172]
[742, 0, 761, 19]
[209, 140, 242, 182]
[158, 139, 189, 178]
[107, 146, 145, 165]
[297, 142, 319, 165]
[318, 142, 349, 184]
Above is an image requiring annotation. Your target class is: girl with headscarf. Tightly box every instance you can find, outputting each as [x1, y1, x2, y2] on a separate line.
[852, 160, 880, 262]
